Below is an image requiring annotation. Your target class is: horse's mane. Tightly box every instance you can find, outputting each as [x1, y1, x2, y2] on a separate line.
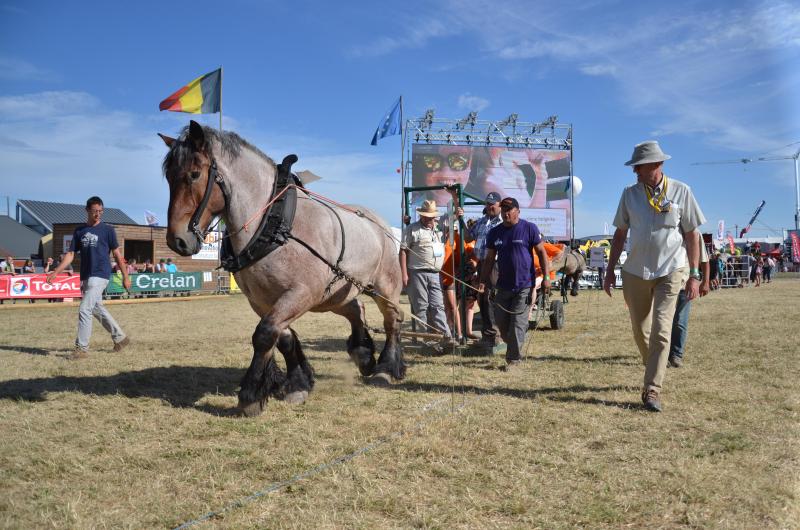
[162, 125, 275, 176]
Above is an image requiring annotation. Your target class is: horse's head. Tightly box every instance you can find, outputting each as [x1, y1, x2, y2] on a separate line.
[159, 120, 227, 256]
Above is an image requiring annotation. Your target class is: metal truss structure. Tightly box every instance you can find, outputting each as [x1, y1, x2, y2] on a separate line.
[405, 110, 572, 150]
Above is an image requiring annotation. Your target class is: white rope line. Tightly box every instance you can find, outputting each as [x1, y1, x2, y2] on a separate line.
[172, 396, 468, 530]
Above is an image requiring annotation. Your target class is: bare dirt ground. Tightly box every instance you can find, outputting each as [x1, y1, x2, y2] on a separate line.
[1, 279, 798, 529]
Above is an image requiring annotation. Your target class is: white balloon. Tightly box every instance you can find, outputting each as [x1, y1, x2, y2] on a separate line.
[570, 176, 583, 196]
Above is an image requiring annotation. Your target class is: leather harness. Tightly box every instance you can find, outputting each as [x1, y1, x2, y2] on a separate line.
[188, 153, 349, 288]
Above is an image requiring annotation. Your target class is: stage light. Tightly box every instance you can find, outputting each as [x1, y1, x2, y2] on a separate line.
[497, 113, 518, 128]
[457, 111, 478, 129]
[421, 109, 435, 130]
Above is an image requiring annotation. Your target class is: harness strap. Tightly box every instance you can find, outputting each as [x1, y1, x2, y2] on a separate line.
[287, 234, 374, 297]
[220, 155, 300, 273]
[188, 160, 220, 242]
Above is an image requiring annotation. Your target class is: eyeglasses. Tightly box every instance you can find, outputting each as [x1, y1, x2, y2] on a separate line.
[88, 209, 104, 215]
[418, 152, 470, 172]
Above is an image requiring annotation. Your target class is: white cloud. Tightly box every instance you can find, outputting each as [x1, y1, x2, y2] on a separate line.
[348, 18, 455, 58]
[0, 91, 99, 120]
[457, 93, 490, 112]
[579, 63, 617, 77]
[0, 56, 55, 82]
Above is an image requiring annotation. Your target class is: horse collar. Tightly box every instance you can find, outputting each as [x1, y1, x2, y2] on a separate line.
[220, 154, 301, 273]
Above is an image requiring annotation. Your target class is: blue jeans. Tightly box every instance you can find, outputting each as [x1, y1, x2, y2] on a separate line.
[669, 290, 692, 359]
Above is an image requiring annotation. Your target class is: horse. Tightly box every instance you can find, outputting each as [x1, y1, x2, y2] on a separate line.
[159, 121, 405, 417]
[551, 249, 586, 303]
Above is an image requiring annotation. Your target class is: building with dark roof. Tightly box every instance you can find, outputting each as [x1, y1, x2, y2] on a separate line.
[16, 199, 137, 236]
[0, 215, 42, 258]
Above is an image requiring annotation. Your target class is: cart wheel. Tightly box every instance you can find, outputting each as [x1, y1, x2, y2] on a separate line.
[549, 300, 565, 330]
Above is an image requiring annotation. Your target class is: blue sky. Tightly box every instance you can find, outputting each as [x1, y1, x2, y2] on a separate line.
[1, 0, 799, 238]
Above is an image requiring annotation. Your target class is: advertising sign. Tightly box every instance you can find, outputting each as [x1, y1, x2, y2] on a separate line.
[192, 231, 222, 260]
[0, 274, 81, 299]
[790, 230, 800, 262]
[105, 272, 204, 294]
[589, 247, 606, 268]
[717, 220, 725, 240]
[411, 144, 573, 239]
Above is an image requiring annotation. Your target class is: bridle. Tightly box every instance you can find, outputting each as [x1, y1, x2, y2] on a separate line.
[187, 157, 230, 244]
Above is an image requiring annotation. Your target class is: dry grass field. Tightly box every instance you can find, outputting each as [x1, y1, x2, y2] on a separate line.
[1, 279, 798, 529]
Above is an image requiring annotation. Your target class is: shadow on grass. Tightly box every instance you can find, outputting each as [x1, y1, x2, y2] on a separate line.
[533, 354, 638, 366]
[0, 344, 60, 356]
[391, 380, 639, 408]
[0, 365, 243, 410]
[0, 363, 354, 416]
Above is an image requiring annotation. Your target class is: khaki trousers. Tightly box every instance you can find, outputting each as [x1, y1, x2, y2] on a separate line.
[622, 268, 686, 393]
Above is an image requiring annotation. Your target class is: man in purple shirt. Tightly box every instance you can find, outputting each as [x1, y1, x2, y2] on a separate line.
[479, 197, 551, 367]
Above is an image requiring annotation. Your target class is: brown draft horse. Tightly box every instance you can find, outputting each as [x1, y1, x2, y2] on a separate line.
[159, 121, 404, 416]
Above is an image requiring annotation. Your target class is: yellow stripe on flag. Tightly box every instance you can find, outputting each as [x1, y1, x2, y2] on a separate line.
[178, 74, 206, 114]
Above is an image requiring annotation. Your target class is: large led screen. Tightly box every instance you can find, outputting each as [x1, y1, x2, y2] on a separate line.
[411, 144, 573, 239]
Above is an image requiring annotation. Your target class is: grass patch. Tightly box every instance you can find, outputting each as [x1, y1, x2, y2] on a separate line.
[0, 280, 798, 528]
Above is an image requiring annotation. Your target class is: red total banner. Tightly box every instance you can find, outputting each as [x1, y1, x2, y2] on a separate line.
[0, 274, 82, 300]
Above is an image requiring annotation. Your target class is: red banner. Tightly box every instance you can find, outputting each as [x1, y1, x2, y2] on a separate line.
[727, 234, 735, 254]
[0, 274, 82, 299]
[791, 232, 800, 262]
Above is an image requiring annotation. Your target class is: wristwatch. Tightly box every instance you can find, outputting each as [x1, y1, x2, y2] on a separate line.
[689, 268, 701, 281]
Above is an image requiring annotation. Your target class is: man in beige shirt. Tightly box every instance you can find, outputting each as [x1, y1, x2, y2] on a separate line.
[400, 200, 451, 341]
[605, 141, 706, 412]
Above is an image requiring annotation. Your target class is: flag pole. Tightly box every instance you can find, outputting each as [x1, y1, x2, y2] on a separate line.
[217, 66, 224, 293]
[399, 95, 406, 226]
[219, 66, 223, 132]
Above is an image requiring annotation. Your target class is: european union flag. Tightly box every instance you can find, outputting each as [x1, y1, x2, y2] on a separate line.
[370, 97, 402, 146]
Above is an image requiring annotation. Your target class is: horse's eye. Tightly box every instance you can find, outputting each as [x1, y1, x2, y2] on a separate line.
[190, 171, 201, 181]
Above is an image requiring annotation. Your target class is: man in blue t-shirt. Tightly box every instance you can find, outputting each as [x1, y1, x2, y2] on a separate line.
[46, 196, 131, 359]
[479, 197, 551, 366]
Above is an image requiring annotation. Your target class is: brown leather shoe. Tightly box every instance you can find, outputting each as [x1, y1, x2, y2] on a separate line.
[67, 348, 89, 360]
[113, 337, 130, 352]
[642, 389, 662, 412]
[668, 355, 683, 368]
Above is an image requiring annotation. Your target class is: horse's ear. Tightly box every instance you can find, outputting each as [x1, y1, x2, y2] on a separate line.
[158, 133, 175, 148]
[189, 120, 205, 150]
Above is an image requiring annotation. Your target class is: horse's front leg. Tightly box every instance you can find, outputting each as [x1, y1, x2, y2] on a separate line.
[238, 316, 286, 417]
[277, 327, 315, 405]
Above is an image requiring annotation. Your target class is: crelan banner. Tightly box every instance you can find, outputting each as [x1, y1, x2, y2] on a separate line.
[105, 272, 204, 294]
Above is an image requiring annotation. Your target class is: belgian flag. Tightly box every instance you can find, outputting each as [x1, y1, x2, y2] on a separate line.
[159, 68, 221, 114]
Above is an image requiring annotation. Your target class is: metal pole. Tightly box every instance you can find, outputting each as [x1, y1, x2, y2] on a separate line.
[569, 124, 575, 245]
[400, 96, 406, 227]
[217, 66, 223, 293]
[794, 156, 799, 230]
[219, 66, 223, 132]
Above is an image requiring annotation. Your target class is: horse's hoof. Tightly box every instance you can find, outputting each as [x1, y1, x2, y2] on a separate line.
[284, 391, 308, 405]
[366, 372, 392, 387]
[237, 399, 266, 417]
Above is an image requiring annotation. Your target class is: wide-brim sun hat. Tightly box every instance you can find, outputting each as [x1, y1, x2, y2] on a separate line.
[624, 140, 672, 166]
[416, 199, 439, 218]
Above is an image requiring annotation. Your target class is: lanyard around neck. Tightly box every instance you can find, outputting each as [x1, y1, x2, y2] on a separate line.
[644, 175, 668, 213]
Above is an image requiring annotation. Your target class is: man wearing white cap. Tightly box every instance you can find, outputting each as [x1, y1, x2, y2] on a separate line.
[400, 200, 452, 342]
[605, 141, 705, 412]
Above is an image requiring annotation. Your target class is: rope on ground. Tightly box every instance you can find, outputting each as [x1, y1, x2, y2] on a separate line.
[171, 396, 469, 530]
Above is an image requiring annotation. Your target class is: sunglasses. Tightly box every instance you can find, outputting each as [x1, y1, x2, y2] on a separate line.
[418, 152, 470, 172]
